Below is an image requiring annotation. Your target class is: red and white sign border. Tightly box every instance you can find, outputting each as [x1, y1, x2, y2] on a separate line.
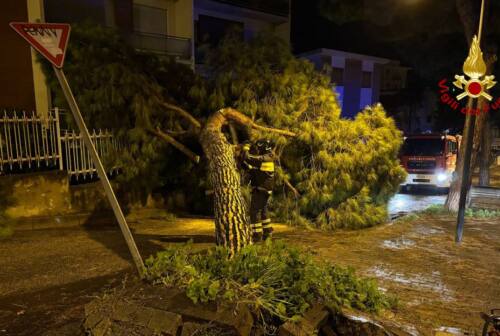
[9, 22, 71, 68]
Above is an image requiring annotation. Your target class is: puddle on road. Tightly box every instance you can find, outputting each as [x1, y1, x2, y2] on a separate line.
[381, 238, 416, 250]
[367, 266, 455, 303]
[435, 326, 468, 335]
[413, 225, 445, 236]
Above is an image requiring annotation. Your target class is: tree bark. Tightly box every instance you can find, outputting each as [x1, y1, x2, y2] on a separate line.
[479, 113, 491, 186]
[445, 100, 473, 212]
[200, 110, 252, 254]
[445, 57, 495, 211]
[445, 0, 494, 210]
[445, 98, 488, 211]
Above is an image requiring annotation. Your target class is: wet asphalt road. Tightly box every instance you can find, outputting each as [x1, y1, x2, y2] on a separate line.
[388, 189, 447, 217]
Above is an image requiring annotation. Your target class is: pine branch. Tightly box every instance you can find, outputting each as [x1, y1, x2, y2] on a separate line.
[151, 127, 200, 163]
[220, 108, 297, 137]
[160, 101, 202, 130]
[283, 178, 300, 198]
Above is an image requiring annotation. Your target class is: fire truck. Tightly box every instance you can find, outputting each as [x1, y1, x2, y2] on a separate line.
[400, 133, 460, 191]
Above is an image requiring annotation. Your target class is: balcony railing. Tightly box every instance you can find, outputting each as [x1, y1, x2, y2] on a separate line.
[211, 0, 289, 17]
[129, 31, 192, 60]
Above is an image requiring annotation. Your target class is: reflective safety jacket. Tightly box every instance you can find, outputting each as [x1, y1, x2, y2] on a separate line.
[242, 150, 276, 192]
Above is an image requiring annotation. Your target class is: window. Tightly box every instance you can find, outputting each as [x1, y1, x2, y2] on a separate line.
[133, 4, 167, 35]
[448, 141, 457, 153]
[402, 138, 445, 156]
[331, 67, 344, 85]
[197, 15, 243, 47]
[362, 71, 372, 88]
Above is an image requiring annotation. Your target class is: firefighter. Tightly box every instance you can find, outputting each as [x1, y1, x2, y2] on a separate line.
[241, 139, 276, 242]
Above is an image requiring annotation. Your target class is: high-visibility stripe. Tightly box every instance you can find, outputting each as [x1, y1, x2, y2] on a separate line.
[243, 144, 250, 151]
[260, 161, 274, 172]
[262, 218, 271, 224]
[251, 222, 263, 233]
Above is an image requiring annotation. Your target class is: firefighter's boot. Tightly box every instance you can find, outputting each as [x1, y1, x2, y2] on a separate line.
[262, 218, 273, 240]
[251, 222, 263, 242]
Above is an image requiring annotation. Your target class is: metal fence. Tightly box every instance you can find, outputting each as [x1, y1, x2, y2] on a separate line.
[0, 109, 62, 173]
[0, 108, 119, 180]
[61, 129, 120, 180]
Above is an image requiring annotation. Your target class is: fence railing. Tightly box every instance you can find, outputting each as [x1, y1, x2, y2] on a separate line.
[61, 129, 120, 179]
[0, 108, 119, 180]
[0, 109, 62, 173]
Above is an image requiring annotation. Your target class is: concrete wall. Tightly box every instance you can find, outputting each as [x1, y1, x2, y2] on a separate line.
[0, 170, 172, 229]
[0, 171, 109, 220]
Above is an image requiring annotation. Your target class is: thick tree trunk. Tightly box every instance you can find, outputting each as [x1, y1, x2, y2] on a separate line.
[479, 114, 491, 186]
[446, 104, 472, 212]
[445, 57, 494, 211]
[445, 99, 488, 211]
[200, 110, 251, 254]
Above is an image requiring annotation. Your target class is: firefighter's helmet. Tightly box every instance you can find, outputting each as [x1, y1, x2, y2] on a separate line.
[255, 139, 273, 154]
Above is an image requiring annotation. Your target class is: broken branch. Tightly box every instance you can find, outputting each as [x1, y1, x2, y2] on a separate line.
[161, 101, 202, 130]
[220, 108, 296, 137]
[151, 127, 200, 163]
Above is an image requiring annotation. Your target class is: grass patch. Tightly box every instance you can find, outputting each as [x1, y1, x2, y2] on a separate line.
[419, 205, 500, 218]
[144, 240, 395, 322]
[393, 213, 420, 224]
[465, 208, 500, 218]
[419, 205, 450, 216]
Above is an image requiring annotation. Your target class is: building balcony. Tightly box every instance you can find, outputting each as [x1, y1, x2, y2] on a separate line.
[129, 31, 192, 61]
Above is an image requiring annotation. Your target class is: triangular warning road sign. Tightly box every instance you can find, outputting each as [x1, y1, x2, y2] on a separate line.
[10, 22, 71, 68]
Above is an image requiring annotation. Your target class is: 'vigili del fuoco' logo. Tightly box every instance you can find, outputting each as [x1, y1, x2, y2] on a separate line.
[438, 36, 499, 115]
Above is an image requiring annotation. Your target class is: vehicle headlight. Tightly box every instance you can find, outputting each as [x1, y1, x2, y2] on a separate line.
[437, 172, 448, 182]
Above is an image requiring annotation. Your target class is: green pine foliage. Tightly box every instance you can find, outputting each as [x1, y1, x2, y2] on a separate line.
[41, 24, 405, 228]
[145, 240, 395, 321]
[199, 34, 407, 229]
[40, 23, 206, 200]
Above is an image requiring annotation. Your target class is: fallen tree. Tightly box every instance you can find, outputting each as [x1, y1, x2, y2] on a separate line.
[42, 24, 404, 253]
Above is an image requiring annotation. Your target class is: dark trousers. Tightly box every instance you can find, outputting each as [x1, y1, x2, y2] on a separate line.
[250, 189, 272, 234]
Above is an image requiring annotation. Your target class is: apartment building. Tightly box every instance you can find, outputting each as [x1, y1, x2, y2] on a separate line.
[300, 48, 409, 119]
[44, 0, 194, 65]
[194, 0, 289, 64]
[0, 0, 290, 113]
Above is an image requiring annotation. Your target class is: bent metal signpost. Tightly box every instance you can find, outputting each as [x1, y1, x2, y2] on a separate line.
[10, 22, 145, 275]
